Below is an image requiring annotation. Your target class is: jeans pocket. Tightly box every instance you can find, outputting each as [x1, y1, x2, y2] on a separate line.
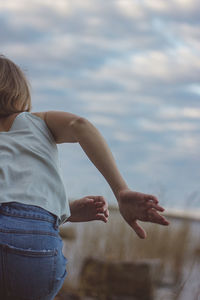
[3, 243, 57, 300]
[50, 245, 68, 296]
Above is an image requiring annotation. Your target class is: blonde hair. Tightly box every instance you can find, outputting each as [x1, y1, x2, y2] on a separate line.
[0, 54, 32, 117]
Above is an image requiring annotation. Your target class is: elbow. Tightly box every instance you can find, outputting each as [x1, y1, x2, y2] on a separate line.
[69, 117, 90, 138]
[70, 117, 89, 128]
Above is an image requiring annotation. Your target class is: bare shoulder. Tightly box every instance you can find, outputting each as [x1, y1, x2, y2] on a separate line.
[30, 110, 84, 144]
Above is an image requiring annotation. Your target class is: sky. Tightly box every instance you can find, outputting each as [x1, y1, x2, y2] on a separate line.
[0, 0, 200, 210]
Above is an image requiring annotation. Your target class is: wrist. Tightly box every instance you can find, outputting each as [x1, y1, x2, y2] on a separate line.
[115, 186, 130, 203]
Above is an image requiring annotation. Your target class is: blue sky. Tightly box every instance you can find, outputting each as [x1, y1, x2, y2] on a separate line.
[1, 0, 200, 209]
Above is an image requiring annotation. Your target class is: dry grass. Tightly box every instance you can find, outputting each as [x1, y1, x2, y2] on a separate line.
[58, 207, 200, 299]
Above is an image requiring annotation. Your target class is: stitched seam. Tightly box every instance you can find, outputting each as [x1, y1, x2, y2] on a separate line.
[1, 243, 7, 298]
[0, 228, 58, 237]
[0, 243, 57, 257]
[37, 251, 58, 300]
[0, 211, 54, 224]
[51, 252, 57, 294]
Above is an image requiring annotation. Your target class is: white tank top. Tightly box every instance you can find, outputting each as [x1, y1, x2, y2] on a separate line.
[0, 111, 71, 225]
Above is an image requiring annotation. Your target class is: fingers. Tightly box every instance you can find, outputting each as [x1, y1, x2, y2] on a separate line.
[104, 208, 109, 218]
[95, 202, 106, 208]
[147, 209, 170, 225]
[96, 206, 109, 217]
[84, 198, 95, 205]
[95, 213, 108, 223]
[145, 194, 159, 204]
[145, 202, 165, 212]
[131, 221, 147, 239]
[87, 196, 107, 207]
[87, 195, 106, 203]
[89, 196, 109, 217]
[86, 195, 109, 220]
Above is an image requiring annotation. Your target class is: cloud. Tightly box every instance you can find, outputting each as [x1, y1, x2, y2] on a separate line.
[169, 22, 200, 52]
[112, 131, 134, 142]
[2, 0, 199, 100]
[144, 0, 200, 22]
[1, 1, 198, 116]
[86, 115, 116, 127]
[81, 100, 128, 116]
[116, 0, 146, 19]
[89, 47, 200, 87]
[1, 0, 200, 206]
[138, 119, 198, 132]
[158, 107, 200, 119]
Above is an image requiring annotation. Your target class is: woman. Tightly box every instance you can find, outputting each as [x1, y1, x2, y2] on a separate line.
[0, 54, 169, 300]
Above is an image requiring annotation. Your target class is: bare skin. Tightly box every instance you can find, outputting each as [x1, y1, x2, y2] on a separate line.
[10, 111, 170, 238]
[66, 195, 109, 223]
[66, 190, 169, 239]
[117, 189, 169, 239]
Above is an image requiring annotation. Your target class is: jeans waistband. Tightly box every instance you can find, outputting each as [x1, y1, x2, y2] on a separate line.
[0, 202, 59, 230]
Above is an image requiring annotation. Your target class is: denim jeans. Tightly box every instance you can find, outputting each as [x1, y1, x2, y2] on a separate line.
[0, 201, 68, 300]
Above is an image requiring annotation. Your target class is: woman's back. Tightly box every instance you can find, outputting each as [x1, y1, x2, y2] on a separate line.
[0, 111, 71, 225]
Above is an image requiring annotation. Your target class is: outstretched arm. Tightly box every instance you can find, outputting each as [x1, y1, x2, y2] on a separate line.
[42, 111, 169, 238]
[70, 118, 169, 238]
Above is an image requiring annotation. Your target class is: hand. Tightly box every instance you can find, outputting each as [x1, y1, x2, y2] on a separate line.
[118, 189, 170, 239]
[66, 195, 109, 223]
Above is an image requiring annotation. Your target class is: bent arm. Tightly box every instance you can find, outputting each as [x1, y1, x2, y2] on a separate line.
[41, 110, 128, 201]
[70, 118, 129, 202]
[42, 110, 169, 237]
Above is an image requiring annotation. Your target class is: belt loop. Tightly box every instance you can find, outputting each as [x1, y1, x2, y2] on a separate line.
[54, 217, 59, 230]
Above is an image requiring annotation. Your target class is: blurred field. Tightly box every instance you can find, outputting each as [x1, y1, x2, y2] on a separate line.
[55, 206, 200, 300]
